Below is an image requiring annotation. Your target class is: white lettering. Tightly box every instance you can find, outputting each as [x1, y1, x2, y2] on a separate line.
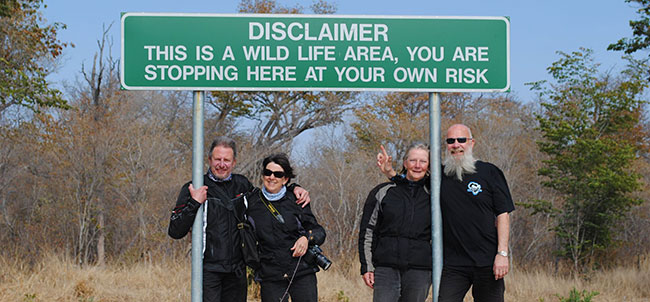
[304, 66, 327, 81]
[446, 68, 489, 83]
[334, 66, 385, 82]
[249, 22, 264, 40]
[222, 46, 235, 61]
[144, 65, 157, 80]
[246, 21, 389, 41]
[247, 66, 297, 81]
[453, 47, 488, 62]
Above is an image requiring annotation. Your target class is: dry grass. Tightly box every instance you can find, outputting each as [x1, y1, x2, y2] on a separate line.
[1, 254, 648, 302]
[506, 258, 650, 302]
[0, 254, 191, 302]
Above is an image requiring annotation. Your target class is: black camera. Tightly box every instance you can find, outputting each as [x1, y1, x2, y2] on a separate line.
[304, 245, 332, 271]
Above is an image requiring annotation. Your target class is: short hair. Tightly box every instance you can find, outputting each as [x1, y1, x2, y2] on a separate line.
[399, 142, 430, 175]
[262, 153, 296, 182]
[402, 142, 430, 162]
[208, 136, 237, 159]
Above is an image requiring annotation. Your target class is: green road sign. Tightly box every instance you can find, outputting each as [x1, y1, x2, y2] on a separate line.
[121, 13, 510, 92]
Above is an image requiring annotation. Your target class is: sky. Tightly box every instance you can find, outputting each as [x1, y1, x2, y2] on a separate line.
[43, 0, 643, 103]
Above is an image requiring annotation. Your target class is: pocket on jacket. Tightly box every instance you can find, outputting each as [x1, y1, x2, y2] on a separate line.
[373, 236, 396, 264]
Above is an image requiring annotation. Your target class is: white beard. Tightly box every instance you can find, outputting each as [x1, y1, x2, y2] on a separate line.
[443, 146, 477, 182]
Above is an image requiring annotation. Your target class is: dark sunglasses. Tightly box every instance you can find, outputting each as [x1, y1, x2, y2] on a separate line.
[263, 169, 286, 178]
[446, 137, 469, 144]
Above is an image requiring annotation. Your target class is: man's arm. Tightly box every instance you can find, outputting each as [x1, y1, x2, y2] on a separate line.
[284, 183, 311, 207]
[168, 183, 206, 239]
[493, 212, 510, 280]
[292, 185, 310, 207]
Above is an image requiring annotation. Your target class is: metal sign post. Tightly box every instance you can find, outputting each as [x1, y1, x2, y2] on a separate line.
[429, 92, 442, 301]
[191, 91, 204, 302]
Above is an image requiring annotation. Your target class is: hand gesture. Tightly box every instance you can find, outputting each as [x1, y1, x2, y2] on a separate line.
[377, 145, 397, 178]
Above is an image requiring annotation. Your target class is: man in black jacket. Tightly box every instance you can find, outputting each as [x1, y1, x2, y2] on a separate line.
[168, 136, 310, 302]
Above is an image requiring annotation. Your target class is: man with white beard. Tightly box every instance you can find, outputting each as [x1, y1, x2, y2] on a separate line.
[437, 124, 514, 302]
[375, 124, 514, 302]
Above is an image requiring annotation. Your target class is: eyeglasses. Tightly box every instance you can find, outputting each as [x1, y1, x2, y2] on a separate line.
[446, 137, 470, 144]
[263, 169, 286, 178]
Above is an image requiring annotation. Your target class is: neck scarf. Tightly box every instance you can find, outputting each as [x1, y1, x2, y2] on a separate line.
[262, 185, 286, 201]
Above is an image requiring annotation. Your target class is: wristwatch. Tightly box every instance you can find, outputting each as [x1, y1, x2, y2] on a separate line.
[497, 250, 509, 257]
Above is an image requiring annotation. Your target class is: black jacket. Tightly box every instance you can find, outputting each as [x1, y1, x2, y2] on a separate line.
[358, 176, 432, 275]
[168, 173, 253, 273]
[245, 188, 326, 281]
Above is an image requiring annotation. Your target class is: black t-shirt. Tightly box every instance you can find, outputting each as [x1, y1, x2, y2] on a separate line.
[440, 161, 515, 267]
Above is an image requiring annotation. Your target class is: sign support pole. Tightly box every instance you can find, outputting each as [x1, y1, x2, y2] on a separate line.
[430, 92, 442, 302]
[191, 91, 205, 302]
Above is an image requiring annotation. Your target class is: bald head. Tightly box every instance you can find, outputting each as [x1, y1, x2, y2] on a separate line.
[446, 124, 475, 158]
[444, 123, 477, 181]
[446, 124, 472, 139]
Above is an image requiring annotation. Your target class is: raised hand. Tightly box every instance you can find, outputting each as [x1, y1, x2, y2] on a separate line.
[377, 145, 397, 178]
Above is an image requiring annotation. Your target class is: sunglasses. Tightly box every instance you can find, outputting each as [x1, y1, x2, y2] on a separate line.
[446, 137, 469, 144]
[263, 169, 286, 178]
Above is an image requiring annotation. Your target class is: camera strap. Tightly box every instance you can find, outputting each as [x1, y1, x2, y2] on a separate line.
[259, 191, 285, 224]
[280, 254, 303, 302]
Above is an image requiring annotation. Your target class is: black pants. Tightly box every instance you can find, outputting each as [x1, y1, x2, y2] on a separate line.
[260, 273, 318, 302]
[203, 270, 247, 302]
[373, 267, 432, 302]
[438, 266, 505, 302]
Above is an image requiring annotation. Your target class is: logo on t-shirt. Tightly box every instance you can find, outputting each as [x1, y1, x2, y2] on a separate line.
[467, 181, 483, 196]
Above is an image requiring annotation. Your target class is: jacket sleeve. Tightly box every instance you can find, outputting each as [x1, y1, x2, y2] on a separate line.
[299, 203, 326, 246]
[241, 175, 254, 194]
[168, 182, 202, 239]
[358, 184, 384, 275]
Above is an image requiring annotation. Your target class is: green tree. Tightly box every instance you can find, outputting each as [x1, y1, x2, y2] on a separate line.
[531, 48, 647, 270]
[0, 0, 69, 114]
[608, 0, 650, 55]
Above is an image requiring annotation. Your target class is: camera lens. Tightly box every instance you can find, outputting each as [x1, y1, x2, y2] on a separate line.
[315, 253, 332, 270]
[305, 245, 332, 271]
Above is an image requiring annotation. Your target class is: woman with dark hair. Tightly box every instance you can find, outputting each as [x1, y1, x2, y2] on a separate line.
[245, 153, 326, 302]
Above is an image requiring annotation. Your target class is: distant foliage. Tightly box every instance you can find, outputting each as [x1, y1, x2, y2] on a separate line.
[530, 48, 648, 270]
[0, 0, 69, 114]
[609, 0, 650, 54]
[351, 92, 430, 160]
